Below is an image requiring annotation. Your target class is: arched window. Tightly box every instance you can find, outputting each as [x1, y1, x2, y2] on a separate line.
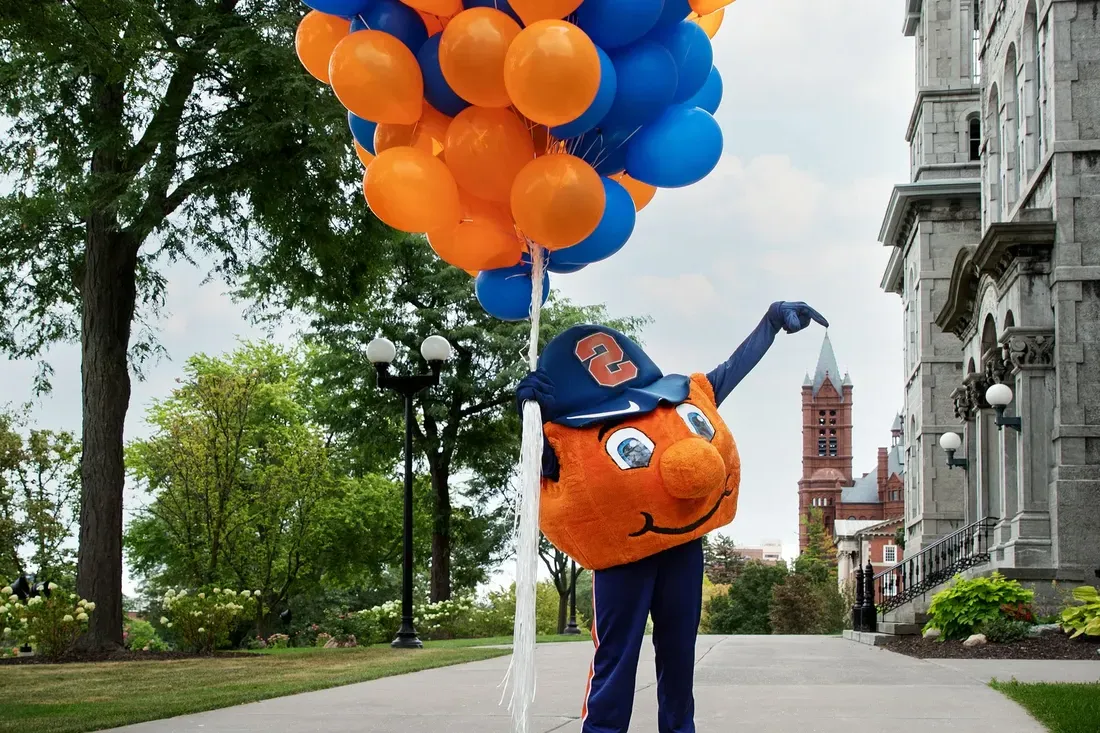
[1003, 44, 1022, 201]
[969, 116, 981, 161]
[989, 83, 1002, 221]
[971, 1, 982, 85]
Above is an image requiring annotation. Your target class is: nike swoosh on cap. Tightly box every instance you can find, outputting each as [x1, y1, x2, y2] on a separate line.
[566, 401, 642, 421]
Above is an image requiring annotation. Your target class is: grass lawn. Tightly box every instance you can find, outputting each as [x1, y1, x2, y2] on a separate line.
[1, 635, 589, 733]
[991, 680, 1100, 733]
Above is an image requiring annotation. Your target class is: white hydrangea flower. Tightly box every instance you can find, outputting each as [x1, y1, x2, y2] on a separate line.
[197, 627, 205, 634]
[213, 588, 221, 594]
[76, 613, 88, 622]
[177, 590, 187, 598]
[63, 614, 74, 622]
[0, 587, 10, 595]
[253, 590, 261, 597]
[198, 592, 205, 599]
[166, 589, 176, 597]
[47, 583, 56, 591]
[87, 602, 96, 611]
[2, 627, 9, 636]
[160, 617, 169, 625]
[166, 622, 173, 628]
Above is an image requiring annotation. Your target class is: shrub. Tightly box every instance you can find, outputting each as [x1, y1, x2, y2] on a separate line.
[707, 561, 788, 635]
[699, 578, 730, 634]
[315, 632, 332, 647]
[1, 586, 94, 660]
[266, 633, 290, 648]
[923, 573, 1034, 641]
[1000, 602, 1035, 623]
[981, 616, 1031, 643]
[769, 574, 821, 634]
[124, 617, 157, 651]
[1060, 585, 1100, 639]
[161, 587, 259, 654]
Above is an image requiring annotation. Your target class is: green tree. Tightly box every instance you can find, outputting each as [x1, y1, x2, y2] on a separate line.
[768, 573, 821, 634]
[795, 508, 838, 585]
[125, 342, 338, 625]
[706, 560, 789, 635]
[703, 533, 746, 585]
[0, 411, 81, 583]
[0, 0, 390, 648]
[292, 235, 648, 602]
[539, 537, 586, 634]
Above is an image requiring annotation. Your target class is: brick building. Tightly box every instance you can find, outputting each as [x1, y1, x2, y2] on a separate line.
[797, 334, 905, 553]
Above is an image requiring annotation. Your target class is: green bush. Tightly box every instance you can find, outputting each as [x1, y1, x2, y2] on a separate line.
[1060, 585, 1100, 639]
[769, 574, 821, 634]
[160, 587, 259, 653]
[1, 586, 94, 660]
[124, 617, 157, 651]
[981, 616, 1031, 643]
[707, 561, 789, 635]
[924, 573, 1034, 641]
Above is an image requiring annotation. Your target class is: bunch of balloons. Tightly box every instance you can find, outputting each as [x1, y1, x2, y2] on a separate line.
[295, 0, 731, 320]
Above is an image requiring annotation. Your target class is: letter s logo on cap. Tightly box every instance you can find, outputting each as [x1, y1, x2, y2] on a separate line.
[575, 332, 639, 388]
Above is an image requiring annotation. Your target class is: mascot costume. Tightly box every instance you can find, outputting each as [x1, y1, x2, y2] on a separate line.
[516, 300, 827, 733]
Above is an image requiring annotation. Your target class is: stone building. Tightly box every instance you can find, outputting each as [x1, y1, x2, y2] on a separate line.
[797, 334, 905, 553]
[877, 0, 1100, 598]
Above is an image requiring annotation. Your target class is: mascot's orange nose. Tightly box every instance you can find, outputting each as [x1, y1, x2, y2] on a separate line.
[659, 439, 726, 499]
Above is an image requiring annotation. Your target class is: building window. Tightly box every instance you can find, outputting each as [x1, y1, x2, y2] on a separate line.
[830, 429, 837, 435]
[829, 410, 836, 416]
[828, 438, 838, 456]
[848, 516, 856, 521]
[884, 545, 898, 564]
[818, 438, 827, 456]
[971, 2, 981, 85]
[1037, 22, 1046, 157]
[969, 116, 981, 161]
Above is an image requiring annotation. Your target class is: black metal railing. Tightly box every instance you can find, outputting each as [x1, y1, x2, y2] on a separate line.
[873, 517, 997, 616]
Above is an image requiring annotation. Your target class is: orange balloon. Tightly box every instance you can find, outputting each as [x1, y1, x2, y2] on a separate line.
[329, 30, 423, 125]
[504, 21, 600, 128]
[510, 0, 582, 24]
[428, 218, 524, 271]
[439, 8, 521, 108]
[295, 11, 351, 84]
[688, 8, 725, 38]
[363, 147, 461, 233]
[614, 172, 656, 211]
[690, 0, 734, 15]
[375, 103, 451, 157]
[510, 154, 605, 249]
[354, 142, 375, 167]
[418, 11, 446, 36]
[445, 107, 535, 203]
[406, 0, 462, 18]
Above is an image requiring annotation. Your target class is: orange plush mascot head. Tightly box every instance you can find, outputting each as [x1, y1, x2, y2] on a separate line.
[529, 325, 740, 570]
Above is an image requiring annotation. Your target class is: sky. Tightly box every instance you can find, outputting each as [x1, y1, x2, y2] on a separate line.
[1, 0, 915, 595]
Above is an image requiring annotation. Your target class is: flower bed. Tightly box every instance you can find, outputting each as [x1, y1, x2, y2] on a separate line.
[883, 628, 1099, 660]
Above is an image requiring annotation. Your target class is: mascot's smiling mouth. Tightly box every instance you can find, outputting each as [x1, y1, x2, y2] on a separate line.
[628, 486, 735, 537]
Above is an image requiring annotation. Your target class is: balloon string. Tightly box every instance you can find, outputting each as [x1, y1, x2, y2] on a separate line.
[500, 241, 545, 733]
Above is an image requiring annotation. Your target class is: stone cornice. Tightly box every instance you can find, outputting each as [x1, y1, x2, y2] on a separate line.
[935, 219, 1056, 337]
[878, 180, 982, 250]
[903, 0, 921, 36]
[880, 246, 904, 294]
[905, 88, 982, 143]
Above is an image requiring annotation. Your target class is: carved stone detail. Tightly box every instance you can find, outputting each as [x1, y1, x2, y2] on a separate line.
[963, 371, 992, 412]
[983, 347, 1008, 385]
[1000, 328, 1055, 370]
[952, 385, 974, 421]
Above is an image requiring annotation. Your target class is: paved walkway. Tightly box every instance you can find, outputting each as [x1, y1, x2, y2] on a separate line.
[106, 636, 1099, 733]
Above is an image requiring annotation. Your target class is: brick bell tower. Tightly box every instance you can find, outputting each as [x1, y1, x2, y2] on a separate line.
[798, 333, 854, 552]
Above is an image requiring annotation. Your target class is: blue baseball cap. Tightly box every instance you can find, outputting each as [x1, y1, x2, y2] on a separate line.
[537, 325, 690, 428]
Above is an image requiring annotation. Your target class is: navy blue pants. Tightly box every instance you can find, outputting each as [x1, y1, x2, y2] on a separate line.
[582, 538, 704, 733]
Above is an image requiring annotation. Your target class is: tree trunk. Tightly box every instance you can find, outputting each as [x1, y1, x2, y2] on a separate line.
[429, 463, 451, 603]
[75, 220, 139, 652]
[557, 592, 568, 634]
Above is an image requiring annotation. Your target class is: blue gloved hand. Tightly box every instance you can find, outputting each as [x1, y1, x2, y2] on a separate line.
[767, 301, 829, 334]
[515, 368, 555, 417]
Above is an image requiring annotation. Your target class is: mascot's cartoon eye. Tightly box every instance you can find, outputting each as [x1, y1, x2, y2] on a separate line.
[676, 403, 715, 441]
[605, 427, 655, 470]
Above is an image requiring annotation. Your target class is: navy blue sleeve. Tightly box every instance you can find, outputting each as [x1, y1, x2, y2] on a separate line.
[705, 308, 783, 406]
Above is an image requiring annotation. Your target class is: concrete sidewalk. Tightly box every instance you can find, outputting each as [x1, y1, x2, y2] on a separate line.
[104, 635, 1098, 732]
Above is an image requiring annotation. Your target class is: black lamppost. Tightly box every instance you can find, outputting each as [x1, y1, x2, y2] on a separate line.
[563, 561, 581, 635]
[367, 334, 452, 650]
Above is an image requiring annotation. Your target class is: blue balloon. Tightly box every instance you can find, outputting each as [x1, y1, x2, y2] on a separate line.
[551, 47, 617, 139]
[574, 127, 635, 176]
[551, 177, 636, 265]
[626, 104, 723, 188]
[304, 0, 372, 17]
[417, 35, 470, 117]
[654, 0, 691, 28]
[686, 65, 723, 115]
[546, 258, 587, 274]
[348, 112, 378, 154]
[350, 0, 428, 54]
[650, 21, 713, 102]
[463, 0, 523, 24]
[575, 0, 664, 50]
[600, 41, 678, 132]
[476, 264, 551, 321]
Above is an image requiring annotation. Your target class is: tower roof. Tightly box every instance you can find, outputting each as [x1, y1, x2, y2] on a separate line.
[812, 333, 842, 397]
